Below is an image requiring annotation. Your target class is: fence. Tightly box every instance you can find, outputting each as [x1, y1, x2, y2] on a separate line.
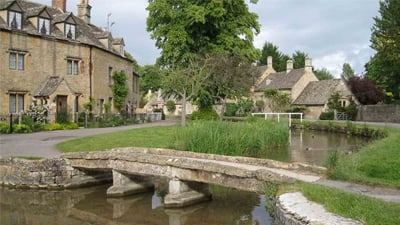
[251, 112, 303, 127]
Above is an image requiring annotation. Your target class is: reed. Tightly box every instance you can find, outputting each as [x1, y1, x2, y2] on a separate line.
[173, 119, 289, 157]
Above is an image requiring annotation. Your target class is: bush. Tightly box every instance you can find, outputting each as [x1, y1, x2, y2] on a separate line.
[166, 100, 176, 113]
[0, 122, 10, 134]
[224, 103, 238, 117]
[13, 124, 32, 133]
[319, 112, 334, 120]
[56, 107, 71, 124]
[191, 108, 219, 120]
[44, 123, 64, 131]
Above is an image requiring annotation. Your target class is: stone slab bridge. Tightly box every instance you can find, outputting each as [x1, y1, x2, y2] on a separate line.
[62, 147, 326, 208]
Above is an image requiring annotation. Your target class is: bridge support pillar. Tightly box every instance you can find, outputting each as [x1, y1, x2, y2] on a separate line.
[164, 178, 212, 208]
[107, 170, 154, 197]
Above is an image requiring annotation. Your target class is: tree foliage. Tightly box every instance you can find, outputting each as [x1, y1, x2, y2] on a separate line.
[314, 68, 334, 80]
[264, 88, 291, 112]
[341, 63, 355, 81]
[146, 0, 260, 66]
[139, 65, 162, 96]
[292, 51, 309, 69]
[366, 0, 400, 100]
[347, 76, 385, 105]
[113, 71, 129, 111]
[258, 42, 289, 71]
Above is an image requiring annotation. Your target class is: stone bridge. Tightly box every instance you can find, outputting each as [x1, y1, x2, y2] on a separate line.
[63, 147, 325, 208]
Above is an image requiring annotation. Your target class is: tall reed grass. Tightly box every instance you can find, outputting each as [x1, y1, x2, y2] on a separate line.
[172, 119, 289, 157]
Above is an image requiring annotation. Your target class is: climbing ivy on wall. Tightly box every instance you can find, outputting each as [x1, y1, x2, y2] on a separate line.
[113, 71, 128, 112]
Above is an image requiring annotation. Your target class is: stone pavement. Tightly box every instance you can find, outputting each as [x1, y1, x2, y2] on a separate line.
[0, 120, 178, 159]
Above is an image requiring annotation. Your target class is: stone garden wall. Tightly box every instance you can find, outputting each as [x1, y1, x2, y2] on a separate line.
[357, 105, 400, 123]
[0, 158, 111, 189]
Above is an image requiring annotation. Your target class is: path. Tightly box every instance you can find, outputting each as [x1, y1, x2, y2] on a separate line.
[0, 120, 178, 159]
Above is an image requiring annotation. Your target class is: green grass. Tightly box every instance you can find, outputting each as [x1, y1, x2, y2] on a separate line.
[57, 125, 178, 152]
[279, 182, 400, 225]
[330, 127, 400, 188]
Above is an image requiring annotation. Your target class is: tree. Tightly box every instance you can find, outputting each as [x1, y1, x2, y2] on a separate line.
[205, 53, 255, 119]
[161, 58, 210, 127]
[124, 52, 141, 73]
[146, 0, 260, 66]
[314, 68, 334, 80]
[347, 76, 385, 105]
[366, 0, 400, 101]
[113, 71, 129, 112]
[139, 65, 162, 96]
[264, 88, 291, 112]
[341, 63, 355, 81]
[258, 42, 289, 71]
[292, 51, 308, 69]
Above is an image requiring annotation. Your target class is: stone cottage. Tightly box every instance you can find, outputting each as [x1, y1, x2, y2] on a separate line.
[293, 79, 359, 119]
[0, 0, 140, 122]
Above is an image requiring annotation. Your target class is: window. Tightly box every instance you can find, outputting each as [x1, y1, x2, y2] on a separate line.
[108, 67, 113, 85]
[38, 18, 50, 35]
[65, 23, 76, 39]
[132, 73, 139, 93]
[9, 94, 24, 113]
[8, 11, 22, 30]
[67, 59, 79, 75]
[9, 52, 24, 70]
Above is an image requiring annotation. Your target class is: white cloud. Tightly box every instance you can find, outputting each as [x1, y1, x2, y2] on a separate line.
[313, 52, 347, 77]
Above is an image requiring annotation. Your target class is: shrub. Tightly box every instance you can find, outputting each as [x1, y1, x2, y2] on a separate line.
[319, 112, 334, 120]
[166, 100, 176, 113]
[0, 122, 10, 134]
[224, 103, 238, 117]
[44, 123, 64, 131]
[13, 124, 32, 133]
[191, 108, 219, 120]
[56, 107, 71, 124]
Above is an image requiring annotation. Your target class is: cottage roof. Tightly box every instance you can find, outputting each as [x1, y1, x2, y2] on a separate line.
[34, 76, 79, 97]
[0, 0, 130, 60]
[256, 68, 306, 91]
[293, 79, 353, 105]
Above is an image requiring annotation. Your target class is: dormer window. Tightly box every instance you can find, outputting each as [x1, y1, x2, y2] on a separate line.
[65, 23, 76, 39]
[8, 11, 22, 30]
[38, 18, 50, 35]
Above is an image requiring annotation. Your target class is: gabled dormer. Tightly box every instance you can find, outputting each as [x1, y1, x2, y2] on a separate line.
[113, 38, 125, 56]
[27, 6, 52, 35]
[53, 13, 77, 40]
[0, 0, 24, 30]
[95, 30, 112, 50]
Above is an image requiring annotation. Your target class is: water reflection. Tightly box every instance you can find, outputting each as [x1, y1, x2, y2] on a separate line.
[0, 183, 273, 225]
[264, 130, 369, 165]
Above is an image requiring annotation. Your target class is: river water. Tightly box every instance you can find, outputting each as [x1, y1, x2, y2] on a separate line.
[0, 131, 368, 225]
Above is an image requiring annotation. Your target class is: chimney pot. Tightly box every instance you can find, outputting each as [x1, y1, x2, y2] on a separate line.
[52, 0, 66, 13]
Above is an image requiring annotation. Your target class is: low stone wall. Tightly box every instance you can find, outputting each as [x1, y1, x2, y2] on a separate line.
[274, 192, 364, 225]
[0, 158, 111, 189]
[357, 105, 400, 123]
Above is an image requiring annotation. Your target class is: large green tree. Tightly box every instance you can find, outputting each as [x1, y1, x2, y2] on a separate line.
[292, 50, 309, 69]
[139, 65, 162, 96]
[146, 0, 260, 66]
[314, 68, 334, 80]
[341, 63, 355, 82]
[366, 0, 400, 100]
[258, 42, 289, 71]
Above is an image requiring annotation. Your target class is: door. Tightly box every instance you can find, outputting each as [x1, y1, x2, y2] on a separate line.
[56, 95, 68, 122]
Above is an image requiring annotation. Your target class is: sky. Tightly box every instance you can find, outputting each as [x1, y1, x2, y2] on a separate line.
[35, 0, 380, 77]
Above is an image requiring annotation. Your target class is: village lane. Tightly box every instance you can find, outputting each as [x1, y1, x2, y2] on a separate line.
[0, 120, 178, 159]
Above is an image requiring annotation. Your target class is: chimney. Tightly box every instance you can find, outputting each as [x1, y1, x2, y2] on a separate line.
[52, 0, 66, 13]
[286, 59, 293, 73]
[77, 0, 91, 24]
[267, 56, 273, 68]
[305, 57, 312, 72]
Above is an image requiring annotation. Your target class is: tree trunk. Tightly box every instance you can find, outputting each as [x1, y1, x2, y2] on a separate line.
[181, 92, 187, 127]
[219, 96, 227, 121]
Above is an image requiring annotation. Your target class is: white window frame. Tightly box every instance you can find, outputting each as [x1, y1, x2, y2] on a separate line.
[65, 23, 76, 39]
[8, 10, 22, 30]
[38, 17, 51, 35]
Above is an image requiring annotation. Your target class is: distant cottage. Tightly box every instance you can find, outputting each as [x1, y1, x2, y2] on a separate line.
[0, 0, 139, 122]
[252, 56, 358, 119]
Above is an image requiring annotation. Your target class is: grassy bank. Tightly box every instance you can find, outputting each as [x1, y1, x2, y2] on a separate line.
[278, 182, 400, 225]
[58, 119, 289, 157]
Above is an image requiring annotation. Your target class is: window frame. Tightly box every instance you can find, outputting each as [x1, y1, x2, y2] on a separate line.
[9, 93, 24, 113]
[38, 17, 51, 35]
[8, 10, 22, 30]
[108, 67, 113, 86]
[65, 23, 76, 39]
[9, 52, 25, 71]
[67, 59, 79, 75]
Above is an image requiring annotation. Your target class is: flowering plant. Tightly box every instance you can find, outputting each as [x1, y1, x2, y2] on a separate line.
[25, 104, 48, 124]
